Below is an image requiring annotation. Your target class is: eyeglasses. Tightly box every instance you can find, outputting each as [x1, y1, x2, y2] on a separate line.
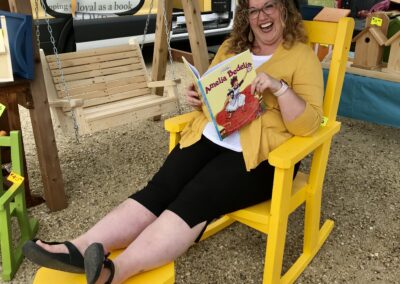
[246, 1, 278, 20]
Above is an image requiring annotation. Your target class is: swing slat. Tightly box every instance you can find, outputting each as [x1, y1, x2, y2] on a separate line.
[41, 40, 179, 135]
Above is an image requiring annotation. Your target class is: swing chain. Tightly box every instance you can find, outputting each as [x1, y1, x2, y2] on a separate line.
[140, 0, 154, 50]
[140, 0, 176, 79]
[34, 0, 41, 49]
[35, 0, 80, 143]
[161, 0, 176, 80]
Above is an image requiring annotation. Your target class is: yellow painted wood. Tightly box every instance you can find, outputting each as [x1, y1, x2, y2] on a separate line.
[164, 17, 355, 284]
[33, 252, 174, 284]
[200, 215, 235, 241]
[263, 167, 294, 283]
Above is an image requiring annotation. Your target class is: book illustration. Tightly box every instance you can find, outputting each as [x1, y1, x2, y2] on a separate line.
[182, 49, 265, 140]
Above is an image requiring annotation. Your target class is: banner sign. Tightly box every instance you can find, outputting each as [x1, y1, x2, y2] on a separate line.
[42, 0, 145, 19]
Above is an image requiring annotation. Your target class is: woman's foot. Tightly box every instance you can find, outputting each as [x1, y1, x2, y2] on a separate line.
[22, 239, 85, 273]
[35, 240, 70, 254]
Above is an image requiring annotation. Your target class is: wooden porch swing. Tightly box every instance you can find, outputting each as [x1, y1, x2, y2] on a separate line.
[38, 0, 180, 137]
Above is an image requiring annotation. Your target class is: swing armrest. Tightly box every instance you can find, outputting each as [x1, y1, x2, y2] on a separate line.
[268, 121, 341, 169]
[49, 99, 84, 108]
[147, 79, 181, 88]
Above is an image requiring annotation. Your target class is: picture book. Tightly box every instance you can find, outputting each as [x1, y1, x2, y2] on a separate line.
[183, 49, 265, 140]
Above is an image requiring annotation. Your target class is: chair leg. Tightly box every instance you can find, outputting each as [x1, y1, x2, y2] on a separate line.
[279, 142, 335, 284]
[263, 167, 294, 284]
[303, 141, 332, 255]
[0, 204, 16, 281]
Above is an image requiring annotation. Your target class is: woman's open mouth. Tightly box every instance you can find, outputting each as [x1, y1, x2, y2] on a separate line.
[260, 22, 273, 32]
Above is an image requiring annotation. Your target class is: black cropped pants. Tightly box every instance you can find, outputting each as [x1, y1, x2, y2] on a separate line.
[130, 136, 299, 233]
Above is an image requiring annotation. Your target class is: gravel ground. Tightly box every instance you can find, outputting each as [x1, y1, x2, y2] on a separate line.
[1, 58, 399, 284]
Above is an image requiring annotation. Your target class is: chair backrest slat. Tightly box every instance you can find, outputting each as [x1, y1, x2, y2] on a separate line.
[304, 18, 355, 125]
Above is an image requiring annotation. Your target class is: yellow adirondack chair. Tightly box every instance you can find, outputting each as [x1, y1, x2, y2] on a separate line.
[164, 17, 354, 284]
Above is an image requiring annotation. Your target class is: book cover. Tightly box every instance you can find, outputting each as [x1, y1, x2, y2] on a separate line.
[183, 49, 265, 140]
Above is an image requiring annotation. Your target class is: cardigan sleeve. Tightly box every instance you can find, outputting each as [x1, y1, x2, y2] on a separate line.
[283, 46, 324, 136]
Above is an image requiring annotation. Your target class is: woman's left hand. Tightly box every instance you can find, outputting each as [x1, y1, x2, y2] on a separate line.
[251, 72, 281, 95]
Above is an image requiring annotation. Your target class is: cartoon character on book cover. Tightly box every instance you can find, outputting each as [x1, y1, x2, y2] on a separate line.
[214, 65, 265, 138]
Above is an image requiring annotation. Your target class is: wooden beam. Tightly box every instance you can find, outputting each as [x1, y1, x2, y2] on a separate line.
[29, 63, 67, 211]
[181, 0, 210, 75]
[151, 0, 174, 97]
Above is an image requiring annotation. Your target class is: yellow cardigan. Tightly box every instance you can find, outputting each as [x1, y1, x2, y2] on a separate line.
[179, 40, 324, 171]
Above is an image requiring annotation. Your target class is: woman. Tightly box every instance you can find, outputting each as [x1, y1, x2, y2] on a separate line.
[23, 0, 323, 283]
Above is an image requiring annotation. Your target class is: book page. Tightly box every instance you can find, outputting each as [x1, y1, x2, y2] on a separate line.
[181, 56, 200, 79]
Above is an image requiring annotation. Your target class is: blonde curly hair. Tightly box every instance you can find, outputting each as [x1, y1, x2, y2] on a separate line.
[226, 0, 307, 54]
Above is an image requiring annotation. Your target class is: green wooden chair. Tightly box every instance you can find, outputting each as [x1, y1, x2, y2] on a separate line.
[0, 130, 38, 281]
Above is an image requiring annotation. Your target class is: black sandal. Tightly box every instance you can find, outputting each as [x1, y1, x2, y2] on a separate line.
[84, 243, 115, 284]
[22, 239, 85, 273]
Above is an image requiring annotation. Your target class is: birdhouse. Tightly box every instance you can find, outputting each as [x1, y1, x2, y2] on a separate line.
[383, 31, 400, 73]
[352, 27, 388, 69]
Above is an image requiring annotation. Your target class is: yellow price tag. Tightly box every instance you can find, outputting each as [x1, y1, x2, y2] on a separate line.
[370, 17, 383, 27]
[0, 103, 5, 117]
[7, 172, 24, 185]
[321, 116, 328, 127]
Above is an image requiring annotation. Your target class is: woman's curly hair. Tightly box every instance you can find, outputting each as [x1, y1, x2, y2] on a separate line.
[226, 0, 307, 54]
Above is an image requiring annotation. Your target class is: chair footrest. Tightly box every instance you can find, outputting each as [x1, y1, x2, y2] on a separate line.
[33, 251, 174, 284]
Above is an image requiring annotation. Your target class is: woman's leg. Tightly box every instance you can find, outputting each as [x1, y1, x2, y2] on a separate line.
[36, 137, 221, 257]
[36, 198, 157, 256]
[95, 210, 206, 284]
[90, 149, 272, 283]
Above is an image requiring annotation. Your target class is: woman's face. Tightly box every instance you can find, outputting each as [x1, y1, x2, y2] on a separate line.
[248, 0, 284, 49]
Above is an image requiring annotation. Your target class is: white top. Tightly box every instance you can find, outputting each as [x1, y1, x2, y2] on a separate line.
[202, 53, 272, 152]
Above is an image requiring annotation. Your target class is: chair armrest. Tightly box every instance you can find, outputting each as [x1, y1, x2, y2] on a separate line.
[49, 99, 84, 108]
[268, 121, 341, 169]
[147, 79, 181, 88]
[164, 111, 200, 133]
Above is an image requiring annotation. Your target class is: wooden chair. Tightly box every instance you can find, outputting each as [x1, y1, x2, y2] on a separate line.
[40, 39, 179, 135]
[164, 17, 354, 284]
[0, 131, 38, 281]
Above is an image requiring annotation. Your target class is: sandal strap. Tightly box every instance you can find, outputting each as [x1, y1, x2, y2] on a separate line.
[64, 241, 85, 268]
[33, 238, 63, 245]
[103, 258, 115, 284]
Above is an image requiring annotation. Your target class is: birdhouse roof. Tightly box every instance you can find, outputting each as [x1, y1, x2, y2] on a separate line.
[385, 31, 400, 46]
[352, 27, 388, 46]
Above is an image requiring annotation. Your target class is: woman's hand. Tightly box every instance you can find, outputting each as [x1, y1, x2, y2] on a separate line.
[185, 83, 202, 110]
[251, 72, 281, 95]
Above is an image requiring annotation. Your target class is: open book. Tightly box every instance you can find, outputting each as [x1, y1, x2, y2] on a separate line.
[183, 49, 265, 140]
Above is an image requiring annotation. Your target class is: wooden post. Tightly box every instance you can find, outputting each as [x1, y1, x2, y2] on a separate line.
[180, 0, 210, 75]
[6, 0, 67, 211]
[151, 0, 174, 96]
[152, 0, 210, 91]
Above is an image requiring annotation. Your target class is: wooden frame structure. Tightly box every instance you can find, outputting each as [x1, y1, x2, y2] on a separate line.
[0, 0, 66, 211]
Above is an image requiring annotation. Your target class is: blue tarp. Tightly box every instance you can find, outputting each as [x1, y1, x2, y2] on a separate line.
[0, 10, 34, 80]
[324, 69, 400, 128]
